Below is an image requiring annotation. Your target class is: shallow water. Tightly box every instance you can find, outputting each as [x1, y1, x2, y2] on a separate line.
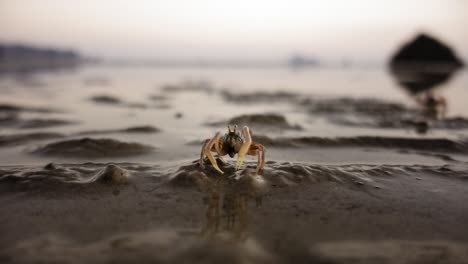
[1, 65, 467, 165]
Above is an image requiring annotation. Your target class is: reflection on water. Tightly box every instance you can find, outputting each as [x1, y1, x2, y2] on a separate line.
[390, 65, 457, 120]
[196, 168, 265, 240]
[391, 74, 451, 134]
[390, 65, 460, 96]
[390, 67, 457, 134]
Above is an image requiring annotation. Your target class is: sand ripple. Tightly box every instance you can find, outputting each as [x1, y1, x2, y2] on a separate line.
[1, 161, 467, 191]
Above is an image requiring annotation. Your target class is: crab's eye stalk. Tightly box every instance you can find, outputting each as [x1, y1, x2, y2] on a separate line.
[233, 125, 238, 133]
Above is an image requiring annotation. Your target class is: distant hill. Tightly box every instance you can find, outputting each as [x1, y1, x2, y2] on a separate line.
[288, 54, 319, 68]
[0, 44, 81, 74]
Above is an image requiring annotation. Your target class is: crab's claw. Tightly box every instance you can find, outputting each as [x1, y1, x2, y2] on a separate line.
[236, 126, 252, 171]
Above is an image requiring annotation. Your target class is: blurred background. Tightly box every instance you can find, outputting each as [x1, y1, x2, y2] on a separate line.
[1, 0, 467, 64]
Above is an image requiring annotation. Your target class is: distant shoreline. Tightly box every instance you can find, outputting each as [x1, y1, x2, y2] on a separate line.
[0, 44, 83, 74]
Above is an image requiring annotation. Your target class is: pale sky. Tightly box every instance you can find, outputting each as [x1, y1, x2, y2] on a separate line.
[1, 0, 467, 62]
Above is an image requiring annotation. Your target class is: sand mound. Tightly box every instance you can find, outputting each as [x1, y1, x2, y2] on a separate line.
[0, 117, 75, 129]
[89, 95, 122, 105]
[89, 95, 161, 109]
[31, 138, 155, 158]
[0, 163, 130, 188]
[221, 91, 300, 104]
[302, 97, 412, 116]
[18, 118, 76, 129]
[0, 132, 64, 147]
[0, 103, 58, 113]
[77, 125, 160, 135]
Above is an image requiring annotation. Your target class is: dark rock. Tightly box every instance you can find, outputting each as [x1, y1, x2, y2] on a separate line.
[389, 33, 464, 94]
[390, 34, 464, 66]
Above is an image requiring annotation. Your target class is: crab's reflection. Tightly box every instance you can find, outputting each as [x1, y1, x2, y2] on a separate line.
[194, 168, 266, 239]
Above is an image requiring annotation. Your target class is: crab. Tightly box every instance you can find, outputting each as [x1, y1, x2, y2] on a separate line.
[200, 125, 265, 175]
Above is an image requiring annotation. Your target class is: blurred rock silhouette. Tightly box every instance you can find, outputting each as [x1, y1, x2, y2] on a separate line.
[389, 33, 464, 95]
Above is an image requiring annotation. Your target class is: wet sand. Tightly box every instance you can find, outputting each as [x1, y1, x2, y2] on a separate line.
[1, 160, 468, 263]
[1, 66, 468, 263]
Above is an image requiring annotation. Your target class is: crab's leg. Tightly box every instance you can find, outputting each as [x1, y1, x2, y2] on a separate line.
[258, 144, 265, 174]
[214, 136, 225, 160]
[255, 143, 265, 174]
[200, 139, 210, 169]
[236, 126, 252, 170]
[247, 143, 265, 174]
[201, 132, 224, 174]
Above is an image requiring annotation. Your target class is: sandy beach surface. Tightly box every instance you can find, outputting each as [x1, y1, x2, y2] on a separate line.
[1, 66, 468, 263]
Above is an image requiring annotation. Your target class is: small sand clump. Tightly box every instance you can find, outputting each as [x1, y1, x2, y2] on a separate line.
[95, 164, 129, 185]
